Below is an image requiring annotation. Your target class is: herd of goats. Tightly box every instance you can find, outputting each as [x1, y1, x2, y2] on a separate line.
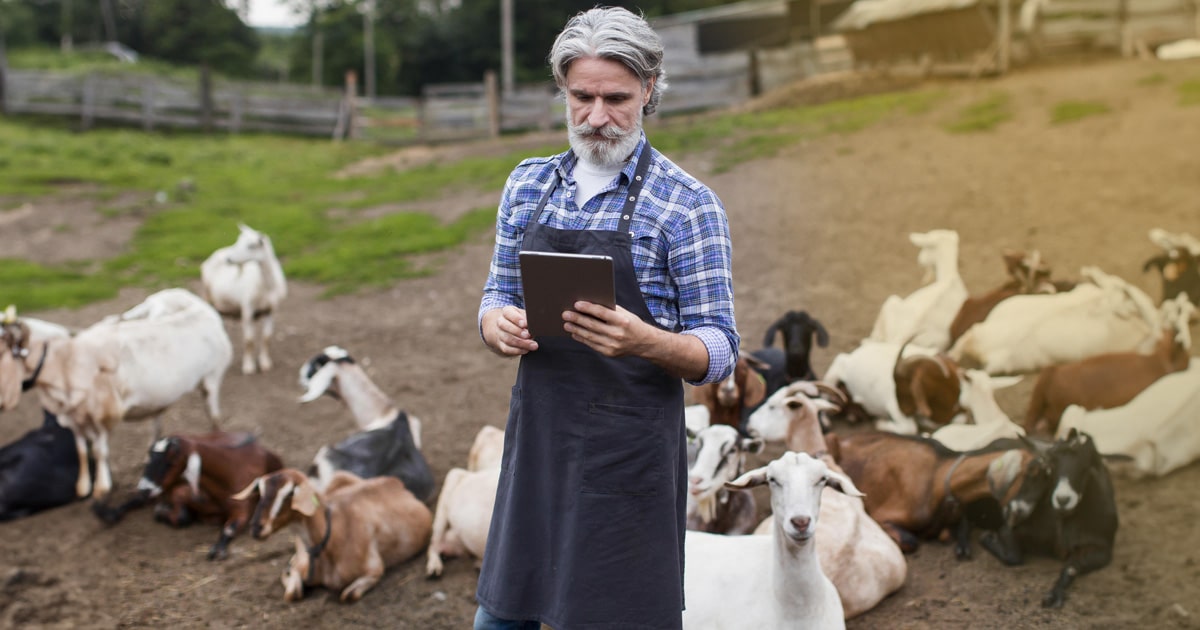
[0, 221, 1197, 627]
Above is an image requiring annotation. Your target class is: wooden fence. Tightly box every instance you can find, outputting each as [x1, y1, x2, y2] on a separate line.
[1033, 0, 1199, 56]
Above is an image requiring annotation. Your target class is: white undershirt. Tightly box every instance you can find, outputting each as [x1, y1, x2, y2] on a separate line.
[573, 158, 623, 207]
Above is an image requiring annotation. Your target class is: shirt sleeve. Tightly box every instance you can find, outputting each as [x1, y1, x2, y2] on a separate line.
[478, 172, 525, 337]
[669, 189, 739, 385]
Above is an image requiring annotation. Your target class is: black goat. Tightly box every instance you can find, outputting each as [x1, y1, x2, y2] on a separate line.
[980, 429, 1118, 608]
[762, 310, 829, 382]
[0, 409, 92, 520]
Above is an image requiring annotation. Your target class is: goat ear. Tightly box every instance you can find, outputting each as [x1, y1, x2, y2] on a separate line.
[762, 320, 781, 348]
[232, 477, 263, 501]
[812, 318, 829, 347]
[824, 469, 865, 498]
[0, 352, 23, 412]
[685, 426, 698, 441]
[725, 466, 768, 490]
[298, 362, 338, 403]
[743, 370, 767, 410]
[184, 452, 202, 497]
[742, 437, 765, 455]
[291, 480, 320, 517]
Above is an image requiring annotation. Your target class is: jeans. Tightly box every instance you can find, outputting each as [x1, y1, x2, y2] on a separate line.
[473, 606, 541, 630]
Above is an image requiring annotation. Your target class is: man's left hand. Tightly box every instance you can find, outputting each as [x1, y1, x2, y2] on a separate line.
[562, 302, 653, 358]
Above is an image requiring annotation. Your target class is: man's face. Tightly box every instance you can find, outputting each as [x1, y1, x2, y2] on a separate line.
[565, 56, 653, 169]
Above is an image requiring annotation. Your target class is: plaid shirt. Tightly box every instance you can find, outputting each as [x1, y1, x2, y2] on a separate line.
[480, 135, 739, 385]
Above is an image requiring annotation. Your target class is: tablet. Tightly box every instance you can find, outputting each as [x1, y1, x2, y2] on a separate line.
[519, 250, 615, 338]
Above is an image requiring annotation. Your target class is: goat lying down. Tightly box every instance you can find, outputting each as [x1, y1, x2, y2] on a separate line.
[868, 229, 968, 352]
[426, 425, 504, 577]
[685, 424, 763, 535]
[299, 347, 433, 500]
[235, 468, 432, 603]
[683, 452, 863, 629]
[0, 290, 232, 498]
[0, 409, 92, 521]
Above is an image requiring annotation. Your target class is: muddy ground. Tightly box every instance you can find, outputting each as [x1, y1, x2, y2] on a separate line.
[2, 56, 1199, 629]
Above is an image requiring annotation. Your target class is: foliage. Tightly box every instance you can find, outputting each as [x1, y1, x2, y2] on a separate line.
[943, 92, 1012, 133]
[135, 0, 260, 77]
[0, 0, 37, 48]
[1050, 100, 1110, 124]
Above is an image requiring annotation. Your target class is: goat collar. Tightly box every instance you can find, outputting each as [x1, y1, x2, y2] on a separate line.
[21, 342, 48, 392]
[306, 505, 333, 583]
[942, 454, 968, 508]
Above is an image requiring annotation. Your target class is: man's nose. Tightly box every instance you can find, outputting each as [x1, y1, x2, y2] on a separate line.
[586, 100, 609, 128]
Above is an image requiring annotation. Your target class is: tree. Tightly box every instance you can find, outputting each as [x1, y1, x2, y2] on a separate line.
[136, 0, 260, 76]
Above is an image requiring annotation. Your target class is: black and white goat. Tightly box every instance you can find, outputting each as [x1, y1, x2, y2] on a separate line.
[1144, 228, 1200, 314]
[685, 424, 764, 535]
[298, 346, 433, 501]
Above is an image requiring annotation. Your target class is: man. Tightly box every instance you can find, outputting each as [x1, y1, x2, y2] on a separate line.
[475, 7, 739, 629]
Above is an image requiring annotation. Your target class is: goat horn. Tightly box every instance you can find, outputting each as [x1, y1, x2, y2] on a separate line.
[812, 382, 847, 407]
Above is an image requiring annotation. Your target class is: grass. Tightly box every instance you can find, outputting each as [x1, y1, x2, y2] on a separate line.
[1179, 80, 1200, 106]
[944, 92, 1012, 133]
[1, 83, 950, 311]
[1137, 73, 1168, 86]
[1050, 100, 1111, 124]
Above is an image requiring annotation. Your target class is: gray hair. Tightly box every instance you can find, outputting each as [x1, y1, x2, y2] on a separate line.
[548, 6, 669, 116]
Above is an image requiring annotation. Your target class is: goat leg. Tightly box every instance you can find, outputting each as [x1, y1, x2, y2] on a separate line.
[1042, 564, 1078, 608]
[208, 517, 244, 561]
[283, 537, 309, 602]
[979, 526, 1024, 566]
[882, 522, 921, 554]
[340, 549, 385, 603]
[953, 519, 973, 560]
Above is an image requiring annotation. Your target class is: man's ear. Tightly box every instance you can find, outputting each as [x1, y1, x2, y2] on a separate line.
[644, 76, 656, 105]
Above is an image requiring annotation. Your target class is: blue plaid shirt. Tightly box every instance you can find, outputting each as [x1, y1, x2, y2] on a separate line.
[480, 135, 739, 385]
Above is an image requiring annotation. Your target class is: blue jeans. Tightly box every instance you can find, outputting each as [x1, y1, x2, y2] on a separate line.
[473, 606, 541, 630]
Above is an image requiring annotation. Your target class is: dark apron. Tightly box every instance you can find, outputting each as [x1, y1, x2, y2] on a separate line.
[477, 144, 687, 630]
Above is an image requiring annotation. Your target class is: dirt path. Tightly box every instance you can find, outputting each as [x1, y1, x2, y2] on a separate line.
[2, 56, 1199, 629]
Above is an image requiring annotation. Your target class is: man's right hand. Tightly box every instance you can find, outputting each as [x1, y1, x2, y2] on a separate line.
[482, 306, 539, 357]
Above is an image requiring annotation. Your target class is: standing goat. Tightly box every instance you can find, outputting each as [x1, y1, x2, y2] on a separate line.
[298, 346, 433, 500]
[235, 468, 432, 603]
[683, 452, 864, 629]
[201, 223, 287, 374]
[762, 310, 829, 381]
[0, 291, 232, 498]
[868, 229, 968, 352]
[1023, 293, 1194, 437]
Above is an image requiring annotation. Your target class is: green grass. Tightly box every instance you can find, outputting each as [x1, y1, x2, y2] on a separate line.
[1179, 80, 1200, 106]
[1050, 100, 1111, 124]
[7, 46, 201, 80]
[944, 92, 1012, 133]
[1137, 73, 1168, 86]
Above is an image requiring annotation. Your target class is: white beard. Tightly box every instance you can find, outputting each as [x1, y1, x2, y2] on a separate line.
[567, 110, 643, 170]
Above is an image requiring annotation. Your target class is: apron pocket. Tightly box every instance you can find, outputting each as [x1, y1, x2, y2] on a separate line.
[581, 403, 665, 496]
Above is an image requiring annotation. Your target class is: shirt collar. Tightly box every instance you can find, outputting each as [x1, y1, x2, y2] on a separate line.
[558, 133, 649, 186]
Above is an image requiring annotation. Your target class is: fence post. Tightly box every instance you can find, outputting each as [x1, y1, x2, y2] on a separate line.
[998, 0, 1011, 73]
[231, 92, 243, 134]
[485, 70, 500, 138]
[81, 74, 96, 131]
[748, 48, 762, 97]
[199, 64, 214, 133]
[333, 70, 357, 141]
[142, 77, 156, 132]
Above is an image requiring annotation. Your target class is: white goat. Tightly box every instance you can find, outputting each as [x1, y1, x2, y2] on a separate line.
[821, 340, 939, 433]
[868, 229, 968, 352]
[1058, 359, 1200, 477]
[298, 345, 421, 446]
[683, 452, 863, 629]
[930, 369, 1026, 452]
[686, 424, 764, 535]
[948, 266, 1160, 375]
[201, 223, 287, 374]
[426, 425, 504, 577]
[747, 380, 847, 443]
[0, 289, 232, 498]
[751, 391, 907, 619]
[684, 404, 710, 435]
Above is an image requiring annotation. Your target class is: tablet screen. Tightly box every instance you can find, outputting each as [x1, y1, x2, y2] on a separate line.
[519, 251, 615, 338]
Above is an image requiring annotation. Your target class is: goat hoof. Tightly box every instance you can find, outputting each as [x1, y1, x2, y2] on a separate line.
[207, 546, 228, 561]
[91, 502, 122, 525]
[955, 545, 972, 560]
[1042, 592, 1065, 608]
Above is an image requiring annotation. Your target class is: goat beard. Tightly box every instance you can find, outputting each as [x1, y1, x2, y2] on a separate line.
[567, 111, 642, 170]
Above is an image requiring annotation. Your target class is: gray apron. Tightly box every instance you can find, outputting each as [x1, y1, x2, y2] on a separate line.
[477, 143, 687, 630]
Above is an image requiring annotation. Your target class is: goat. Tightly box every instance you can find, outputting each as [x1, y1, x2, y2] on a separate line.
[979, 430, 1118, 608]
[0, 409, 92, 520]
[746, 380, 847, 443]
[762, 310, 829, 381]
[682, 452, 864, 629]
[948, 266, 1160, 375]
[948, 249, 1070, 346]
[685, 424, 764, 535]
[92, 431, 283, 560]
[201, 223, 288, 374]
[827, 431, 1035, 557]
[892, 340, 964, 432]
[426, 425, 504, 577]
[298, 346, 433, 500]
[1058, 358, 1200, 477]
[234, 468, 432, 603]
[868, 229, 968, 352]
[930, 369, 1026, 452]
[1023, 293, 1194, 437]
[821, 339, 940, 433]
[1144, 228, 1200, 310]
[751, 390, 906, 619]
[0, 290, 232, 498]
[690, 348, 784, 432]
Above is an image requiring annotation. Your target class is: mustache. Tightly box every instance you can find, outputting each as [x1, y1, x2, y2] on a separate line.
[571, 122, 628, 140]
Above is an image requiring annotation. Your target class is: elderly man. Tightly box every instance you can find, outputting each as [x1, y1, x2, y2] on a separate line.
[475, 7, 739, 629]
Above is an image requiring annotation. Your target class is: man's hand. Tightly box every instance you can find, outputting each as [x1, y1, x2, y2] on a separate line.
[482, 306, 538, 357]
[562, 302, 652, 358]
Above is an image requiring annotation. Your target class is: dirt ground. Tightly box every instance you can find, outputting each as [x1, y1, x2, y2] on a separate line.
[3, 56, 1200, 629]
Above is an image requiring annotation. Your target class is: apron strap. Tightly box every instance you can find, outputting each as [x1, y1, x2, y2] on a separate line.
[529, 143, 655, 237]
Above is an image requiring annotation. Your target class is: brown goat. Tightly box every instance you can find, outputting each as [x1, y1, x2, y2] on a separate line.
[826, 431, 1034, 558]
[235, 468, 432, 603]
[1023, 295, 1194, 437]
[92, 431, 283, 560]
[948, 250, 1072, 346]
[892, 342, 963, 432]
[691, 352, 770, 430]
